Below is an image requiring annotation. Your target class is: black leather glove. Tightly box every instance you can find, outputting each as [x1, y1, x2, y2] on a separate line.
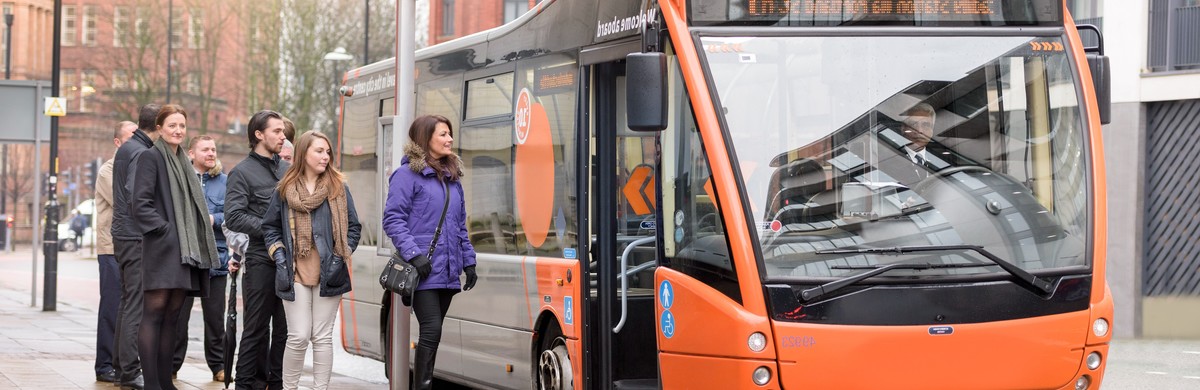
[272, 247, 288, 265]
[272, 248, 291, 292]
[463, 265, 478, 291]
[410, 254, 432, 280]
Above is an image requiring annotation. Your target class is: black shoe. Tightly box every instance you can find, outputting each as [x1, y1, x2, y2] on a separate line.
[118, 374, 145, 390]
[96, 369, 118, 383]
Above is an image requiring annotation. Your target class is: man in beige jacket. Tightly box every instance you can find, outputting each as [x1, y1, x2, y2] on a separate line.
[94, 120, 137, 383]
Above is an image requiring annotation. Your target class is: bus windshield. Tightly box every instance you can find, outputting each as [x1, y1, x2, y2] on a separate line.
[701, 35, 1091, 279]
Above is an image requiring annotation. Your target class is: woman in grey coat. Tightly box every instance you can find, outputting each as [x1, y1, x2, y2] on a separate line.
[130, 104, 219, 390]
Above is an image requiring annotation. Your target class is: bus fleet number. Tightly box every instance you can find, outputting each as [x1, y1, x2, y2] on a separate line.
[781, 336, 817, 348]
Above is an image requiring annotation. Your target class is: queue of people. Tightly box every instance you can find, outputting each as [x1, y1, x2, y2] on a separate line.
[92, 105, 477, 390]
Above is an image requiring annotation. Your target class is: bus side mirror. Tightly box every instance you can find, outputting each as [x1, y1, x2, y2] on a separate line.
[626, 52, 668, 132]
[1077, 24, 1110, 125]
[1087, 54, 1111, 125]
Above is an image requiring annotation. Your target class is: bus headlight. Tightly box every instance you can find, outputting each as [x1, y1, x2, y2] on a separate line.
[1092, 318, 1109, 337]
[1086, 352, 1102, 370]
[748, 332, 767, 352]
[1075, 375, 1090, 390]
[752, 366, 771, 386]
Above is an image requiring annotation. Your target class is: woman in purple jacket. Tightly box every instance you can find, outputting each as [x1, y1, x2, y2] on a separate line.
[383, 114, 477, 390]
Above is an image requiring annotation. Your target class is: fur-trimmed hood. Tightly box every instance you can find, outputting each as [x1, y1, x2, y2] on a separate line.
[403, 141, 463, 178]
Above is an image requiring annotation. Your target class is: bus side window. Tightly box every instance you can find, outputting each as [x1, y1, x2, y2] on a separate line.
[659, 53, 742, 304]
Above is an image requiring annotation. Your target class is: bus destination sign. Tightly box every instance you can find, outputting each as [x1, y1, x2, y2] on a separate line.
[746, 0, 997, 17]
[689, 0, 1061, 26]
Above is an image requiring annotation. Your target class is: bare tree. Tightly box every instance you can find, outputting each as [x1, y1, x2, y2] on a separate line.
[237, 0, 398, 136]
[89, 0, 247, 134]
[3, 144, 37, 225]
[240, 0, 284, 115]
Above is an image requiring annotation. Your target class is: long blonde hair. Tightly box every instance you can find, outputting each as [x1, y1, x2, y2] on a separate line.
[277, 130, 345, 198]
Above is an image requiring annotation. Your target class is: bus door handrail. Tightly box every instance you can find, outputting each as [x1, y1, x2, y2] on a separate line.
[614, 236, 657, 333]
[619, 260, 657, 280]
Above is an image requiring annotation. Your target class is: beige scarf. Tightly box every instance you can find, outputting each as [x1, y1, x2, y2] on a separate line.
[285, 179, 351, 260]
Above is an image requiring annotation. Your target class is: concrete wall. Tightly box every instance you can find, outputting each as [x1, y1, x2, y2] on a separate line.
[1101, 101, 1145, 338]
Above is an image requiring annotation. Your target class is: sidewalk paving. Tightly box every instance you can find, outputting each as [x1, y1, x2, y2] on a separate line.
[0, 245, 386, 389]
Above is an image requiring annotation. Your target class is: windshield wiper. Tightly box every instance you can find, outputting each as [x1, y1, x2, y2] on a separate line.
[800, 245, 1055, 303]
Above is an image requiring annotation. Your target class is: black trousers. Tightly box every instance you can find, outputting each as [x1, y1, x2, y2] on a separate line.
[235, 260, 287, 390]
[173, 275, 227, 374]
[113, 239, 144, 382]
[95, 254, 121, 375]
[412, 289, 457, 351]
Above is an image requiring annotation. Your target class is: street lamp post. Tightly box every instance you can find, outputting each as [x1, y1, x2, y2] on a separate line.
[5, 12, 13, 79]
[323, 47, 353, 138]
[363, 0, 369, 66]
[165, 0, 173, 103]
[3, 11, 13, 218]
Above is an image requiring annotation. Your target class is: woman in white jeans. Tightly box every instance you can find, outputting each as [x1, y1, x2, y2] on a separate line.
[262, 130, 362, 389]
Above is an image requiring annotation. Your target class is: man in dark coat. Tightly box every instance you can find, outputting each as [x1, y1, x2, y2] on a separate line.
[225, 110, 290, 390]
[110, 103, 159, 390]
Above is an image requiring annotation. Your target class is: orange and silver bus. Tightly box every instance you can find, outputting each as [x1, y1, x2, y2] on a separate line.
[334, 0, 1113, 388]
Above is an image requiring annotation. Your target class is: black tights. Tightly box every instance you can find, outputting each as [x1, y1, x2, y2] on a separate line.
[141, 289, 187, 390]
[412, 289, 456, 351]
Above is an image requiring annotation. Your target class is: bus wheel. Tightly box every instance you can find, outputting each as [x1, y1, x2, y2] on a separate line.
[537, 326, 573, 390]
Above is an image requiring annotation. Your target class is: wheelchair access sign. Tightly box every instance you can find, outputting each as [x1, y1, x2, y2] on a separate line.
[659, 280, 675, 338]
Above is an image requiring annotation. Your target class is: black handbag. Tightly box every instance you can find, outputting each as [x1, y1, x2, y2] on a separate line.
[379, 179, 450, 297]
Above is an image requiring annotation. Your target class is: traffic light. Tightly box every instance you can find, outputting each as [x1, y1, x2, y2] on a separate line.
[62, 168, 73, 184]
[84, 160, 98, 187]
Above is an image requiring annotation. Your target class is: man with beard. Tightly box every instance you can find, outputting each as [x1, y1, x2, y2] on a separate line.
[172, 135, 230, 382]
[225, 110, 290, 390]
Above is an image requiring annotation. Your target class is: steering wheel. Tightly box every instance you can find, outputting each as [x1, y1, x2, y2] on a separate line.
[697, 212, 721, 233]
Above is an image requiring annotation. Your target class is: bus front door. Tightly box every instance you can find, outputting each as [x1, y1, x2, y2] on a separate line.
[584, 59, 662, 390]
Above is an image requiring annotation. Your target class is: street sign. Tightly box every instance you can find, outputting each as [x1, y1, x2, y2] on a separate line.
[0, 80, 53, 142]
[44, 97, 66, 117]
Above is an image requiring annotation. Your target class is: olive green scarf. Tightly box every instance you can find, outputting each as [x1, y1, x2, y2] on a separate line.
[155, 138, 219, 269]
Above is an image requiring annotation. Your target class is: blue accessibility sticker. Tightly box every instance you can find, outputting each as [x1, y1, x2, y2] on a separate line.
[659, 280, 674, 309]
[564, 296, 573, 325]
[563, 248, 577, 259]
[661, 310, 675, 339]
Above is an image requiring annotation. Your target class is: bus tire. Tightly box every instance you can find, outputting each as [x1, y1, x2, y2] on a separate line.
[537, 324, 573, 390]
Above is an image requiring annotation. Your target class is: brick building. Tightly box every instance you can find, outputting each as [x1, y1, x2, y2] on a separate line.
[2, 1, 57, 242]
[1, 1, 253, 243]
[2, 1, 54, 81]
[428, 0, 538, 45]
[56, 0, 252, 204]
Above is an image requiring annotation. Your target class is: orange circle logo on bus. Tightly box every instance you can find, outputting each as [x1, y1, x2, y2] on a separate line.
[514, 88, 533, 145]
[514, 91, 554, 248]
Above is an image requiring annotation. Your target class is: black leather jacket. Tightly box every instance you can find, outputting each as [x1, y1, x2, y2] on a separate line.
[261, 185, 362, 300]
[225, 152, 289, 265]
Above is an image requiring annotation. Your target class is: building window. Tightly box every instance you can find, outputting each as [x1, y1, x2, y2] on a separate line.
[62, 5, 76, 46]
[113, 6, 127, 47]
[80, 70, 96, 112]
[170, 10, 183, 48]
[111, 70, 128, 90]
[135, 8, 148, 40]
[441, 0, 454, 36]
[1149, 0, 1200, 71]
[60, 70, 77, 111]
[82, 5, 96, 46]
[188, 8, 204, 49]
[504, 0, 529, 23]
[186, 72, 200, 94]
